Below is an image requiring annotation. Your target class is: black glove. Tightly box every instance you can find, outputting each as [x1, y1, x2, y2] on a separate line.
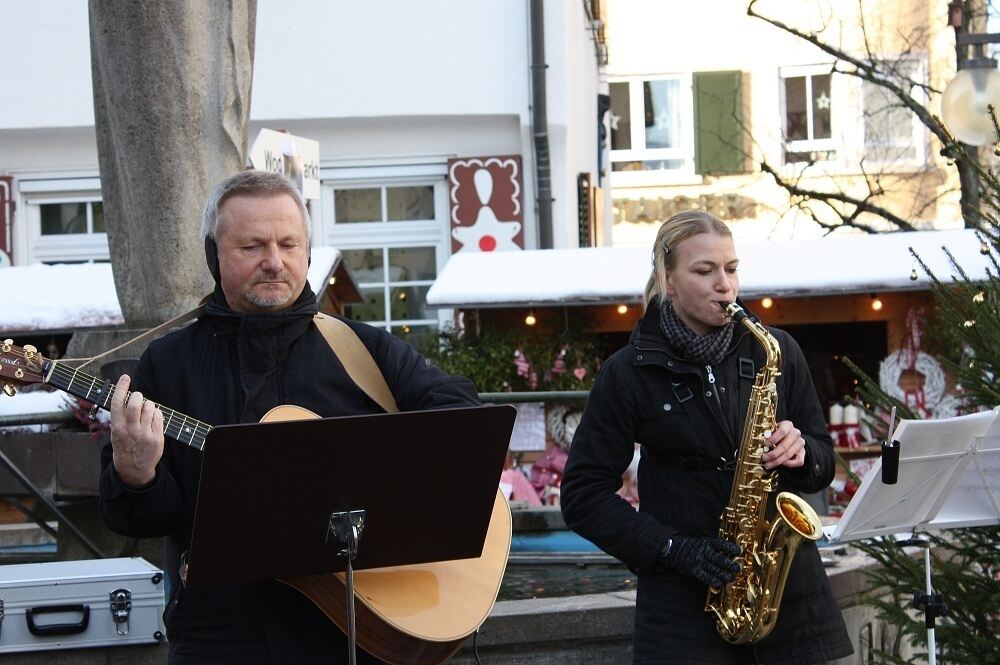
[656, 535, 741, 587]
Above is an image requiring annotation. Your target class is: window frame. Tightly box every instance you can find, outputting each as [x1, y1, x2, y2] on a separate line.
[608, 73, 698, 186]
[858, 56, 928, 169]
[779, 64, 840, 165]
[321, 165, 452, 334]
[20, 176, 109, 264]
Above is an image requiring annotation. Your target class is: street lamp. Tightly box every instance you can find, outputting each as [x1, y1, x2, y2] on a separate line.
[942, 1, 1000, 145]
[941, 1, 1000, 146]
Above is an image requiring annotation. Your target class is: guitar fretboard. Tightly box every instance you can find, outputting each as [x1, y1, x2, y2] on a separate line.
[43, 360, 210, 450]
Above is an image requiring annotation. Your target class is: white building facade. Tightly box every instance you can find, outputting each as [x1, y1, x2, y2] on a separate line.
[0, 0, 609, 337]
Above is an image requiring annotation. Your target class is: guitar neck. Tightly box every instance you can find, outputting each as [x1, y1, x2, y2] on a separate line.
[42, 360, 210, 451]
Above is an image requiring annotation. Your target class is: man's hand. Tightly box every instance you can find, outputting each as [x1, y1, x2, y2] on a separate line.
[109, 374, 164, 488]
[763, 420, 807, 470]
[659, 535, 741, 587]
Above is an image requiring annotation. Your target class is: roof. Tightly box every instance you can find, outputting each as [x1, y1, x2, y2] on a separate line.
[0, 246, 353, 334]
[425, 229, 994, 308]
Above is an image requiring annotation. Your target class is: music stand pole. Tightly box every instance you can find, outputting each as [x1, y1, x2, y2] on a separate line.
[898, 537, 948, 665]
[328, 509, 366, 665]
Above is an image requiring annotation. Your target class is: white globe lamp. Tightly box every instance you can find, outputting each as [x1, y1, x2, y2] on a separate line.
[941, 66, 1000, 146]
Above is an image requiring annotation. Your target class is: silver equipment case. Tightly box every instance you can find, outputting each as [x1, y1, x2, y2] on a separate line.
[0, 557, 166, 654]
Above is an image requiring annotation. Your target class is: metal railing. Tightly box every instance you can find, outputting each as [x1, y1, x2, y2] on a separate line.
[478, 390, 589, 403]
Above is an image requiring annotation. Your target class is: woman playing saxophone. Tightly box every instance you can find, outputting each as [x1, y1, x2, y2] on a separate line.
[561, 211, 852, 665]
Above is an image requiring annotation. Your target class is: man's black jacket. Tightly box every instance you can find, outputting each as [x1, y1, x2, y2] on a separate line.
[561, 300, 852, 665]
[99, 288, 479, 664]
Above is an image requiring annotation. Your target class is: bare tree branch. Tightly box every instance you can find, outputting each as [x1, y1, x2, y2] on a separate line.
[747, 0, 985, 229]
[758, 161, 918, 232]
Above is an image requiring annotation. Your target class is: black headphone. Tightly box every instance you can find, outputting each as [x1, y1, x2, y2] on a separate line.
[204, 236, 220, 282]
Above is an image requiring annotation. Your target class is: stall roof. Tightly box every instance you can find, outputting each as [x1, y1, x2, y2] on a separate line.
[426, 229, 994, 309]
[0, 246, 354, 334]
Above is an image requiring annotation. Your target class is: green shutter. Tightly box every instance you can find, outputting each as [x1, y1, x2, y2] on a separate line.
[693, 71, 748, 175]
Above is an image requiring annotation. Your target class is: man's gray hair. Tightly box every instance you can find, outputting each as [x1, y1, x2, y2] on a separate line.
[201, 170, 311, 241]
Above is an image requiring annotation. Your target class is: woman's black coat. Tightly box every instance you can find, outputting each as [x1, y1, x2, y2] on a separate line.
[561, 300, 852, 665]
[98, 288, 479, 664]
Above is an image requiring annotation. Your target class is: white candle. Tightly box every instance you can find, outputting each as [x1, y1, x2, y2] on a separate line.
[843, 404, 860, 425]
[828, 403, 844, 426]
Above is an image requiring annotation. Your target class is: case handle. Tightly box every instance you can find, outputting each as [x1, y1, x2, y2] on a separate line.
[25, 603, 90, 636]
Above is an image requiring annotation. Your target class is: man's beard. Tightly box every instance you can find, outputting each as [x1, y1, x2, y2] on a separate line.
[244, 272, 296, 309]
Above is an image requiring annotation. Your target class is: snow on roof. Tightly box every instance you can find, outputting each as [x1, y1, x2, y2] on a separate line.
[0, 390, 73, 417]
[0, 263, 123, 334]
[426, 229, 993, 308]
[0, 247, 344, 334]
[307, 246, 343, 297]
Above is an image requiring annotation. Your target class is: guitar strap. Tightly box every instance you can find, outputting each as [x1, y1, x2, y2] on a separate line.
[62, 296, 400, 415]
[60, 295, 213, 371]
[312, 313, 399, 414]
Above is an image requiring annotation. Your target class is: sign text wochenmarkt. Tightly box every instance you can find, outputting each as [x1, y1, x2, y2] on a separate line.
[249, 129, 320, 200]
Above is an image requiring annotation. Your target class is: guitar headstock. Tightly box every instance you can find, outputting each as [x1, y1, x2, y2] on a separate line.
[0, 339, 47, 396]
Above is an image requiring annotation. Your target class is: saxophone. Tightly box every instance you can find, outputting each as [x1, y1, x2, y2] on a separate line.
[704, 302, 823, 644]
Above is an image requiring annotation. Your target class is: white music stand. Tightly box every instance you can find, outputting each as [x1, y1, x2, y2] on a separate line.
[825, 409, 1000, 665]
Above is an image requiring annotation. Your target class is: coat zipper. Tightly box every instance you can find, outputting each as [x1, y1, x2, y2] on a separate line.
[706, 364, 735, 450]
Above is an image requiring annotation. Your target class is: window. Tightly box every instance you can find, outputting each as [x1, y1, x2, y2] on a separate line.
[40, 201, 106, 236]
[334, 186, 435, 224]
[862, 59, 925, 165]
[781, 66, 837, 163]
[21, 178, 109, 264]
[322, 173, 450, 341]
[609, 75, 694, 176]
[341, 246, 438, 339]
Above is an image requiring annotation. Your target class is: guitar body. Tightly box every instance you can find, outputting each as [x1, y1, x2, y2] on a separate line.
[260, 405, 512, 665]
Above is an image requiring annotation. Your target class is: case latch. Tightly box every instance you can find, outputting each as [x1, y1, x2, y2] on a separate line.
[109, 588, 132, 636]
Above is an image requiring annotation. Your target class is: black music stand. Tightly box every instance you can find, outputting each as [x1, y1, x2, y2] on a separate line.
[184, 404, 516, 663]
[825, 409, 1000, 665]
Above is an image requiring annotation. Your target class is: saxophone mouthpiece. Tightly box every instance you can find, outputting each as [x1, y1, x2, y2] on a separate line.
[722, 302, 747, 323]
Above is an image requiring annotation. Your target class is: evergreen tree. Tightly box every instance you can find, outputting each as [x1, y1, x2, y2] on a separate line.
[842, 130, 1000, 665]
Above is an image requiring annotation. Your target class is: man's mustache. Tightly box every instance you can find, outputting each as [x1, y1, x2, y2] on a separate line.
[250, 271, 292, 285]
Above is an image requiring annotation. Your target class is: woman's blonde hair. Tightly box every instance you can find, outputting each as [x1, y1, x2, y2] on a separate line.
[643, 210, 732, 309]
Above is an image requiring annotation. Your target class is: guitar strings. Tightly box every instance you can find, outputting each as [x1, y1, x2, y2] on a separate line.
[47, 360, 212, 448]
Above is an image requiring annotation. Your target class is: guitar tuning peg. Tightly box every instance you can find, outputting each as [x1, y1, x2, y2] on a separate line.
[1, 339, 11, 353]
[3, 384, 16, 397]
[23, 344, 37, 360]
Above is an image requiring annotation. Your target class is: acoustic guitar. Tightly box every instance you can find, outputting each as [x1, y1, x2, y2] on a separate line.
[0, 341, 511, 665]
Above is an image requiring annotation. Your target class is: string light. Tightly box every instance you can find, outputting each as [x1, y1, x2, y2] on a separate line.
[964, 319, 976, 327]
[870, 294, 883, 311]
[525, 310, 537, 326]
[761, 297, 774, 309]
[981, 239, 990, 255]
[617, 304, 628, 315]
[973, 291, 985, 303]
[909, 267, 918, 281]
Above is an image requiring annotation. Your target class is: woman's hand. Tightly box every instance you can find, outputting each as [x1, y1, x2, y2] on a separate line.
[763, 420, 806, 470]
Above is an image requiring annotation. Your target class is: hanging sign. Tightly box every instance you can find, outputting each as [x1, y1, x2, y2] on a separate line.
[249, 129, 320, 200]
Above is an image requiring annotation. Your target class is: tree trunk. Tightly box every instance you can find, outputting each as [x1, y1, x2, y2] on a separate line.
[88, 1, 257, 327]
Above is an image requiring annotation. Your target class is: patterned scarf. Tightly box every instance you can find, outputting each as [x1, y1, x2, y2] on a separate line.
[658, 299, 735, 366]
